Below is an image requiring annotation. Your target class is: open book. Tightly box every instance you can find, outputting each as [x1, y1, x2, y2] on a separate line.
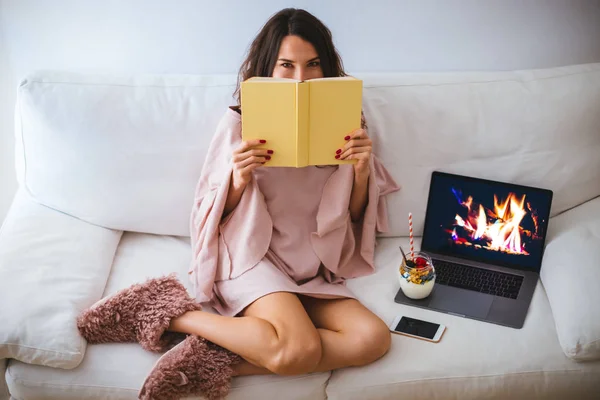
[240, 76, 362, 167]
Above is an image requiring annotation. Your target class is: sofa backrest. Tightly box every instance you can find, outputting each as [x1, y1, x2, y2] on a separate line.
[15, 64, 600, 237]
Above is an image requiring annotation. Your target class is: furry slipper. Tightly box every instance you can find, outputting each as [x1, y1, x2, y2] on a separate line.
[138, 335, 241, 400]
[77, 274, 201, 352]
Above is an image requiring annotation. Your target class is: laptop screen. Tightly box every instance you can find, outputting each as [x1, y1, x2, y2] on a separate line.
[421, 172, 553, 272]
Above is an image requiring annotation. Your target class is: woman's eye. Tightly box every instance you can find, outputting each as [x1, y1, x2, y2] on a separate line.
[281, 63, 292, 68]
[308, 61, 320, 67]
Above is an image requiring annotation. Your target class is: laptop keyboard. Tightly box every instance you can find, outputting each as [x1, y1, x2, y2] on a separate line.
[432, 259, 524, 299]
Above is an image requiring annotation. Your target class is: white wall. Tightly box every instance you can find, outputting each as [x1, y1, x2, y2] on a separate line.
[0, 3, 16, 223]
[1, 0, 600, 224]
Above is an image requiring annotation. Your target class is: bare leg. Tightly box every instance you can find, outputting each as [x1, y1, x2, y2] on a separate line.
[170, 310, 285, 369]
[169, 293, 391, 376]
[169, 292, 322, 375]
[230, 328, 387, 376]
[232, 361, 271, 376]
[299, 296, 392, 372]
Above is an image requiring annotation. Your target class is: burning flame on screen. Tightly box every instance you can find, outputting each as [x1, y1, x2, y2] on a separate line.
[449, 190, 537, 255]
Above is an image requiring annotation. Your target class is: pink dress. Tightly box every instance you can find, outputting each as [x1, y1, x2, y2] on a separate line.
[189, 107, 400, 317]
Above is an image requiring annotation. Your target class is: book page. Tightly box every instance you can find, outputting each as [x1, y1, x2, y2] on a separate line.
[308, 76, 358, 82]
[241, 80, 298, 167]
[246, 77, 301, 83]
[307, 79, 362, 166]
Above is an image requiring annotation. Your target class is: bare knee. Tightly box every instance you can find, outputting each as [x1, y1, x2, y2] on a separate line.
[348, 318, 391, 366]
[265, 334, 322, 376]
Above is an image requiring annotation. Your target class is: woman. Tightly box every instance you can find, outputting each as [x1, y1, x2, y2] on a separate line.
[77, 8, 400, 400]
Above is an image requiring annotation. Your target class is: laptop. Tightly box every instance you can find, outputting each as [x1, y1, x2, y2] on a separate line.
[394, 171, 553, 329]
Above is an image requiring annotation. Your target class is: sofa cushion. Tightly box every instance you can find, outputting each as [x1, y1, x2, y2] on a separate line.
[0, 190, 122, 369]
[6, 232, 329, 400]
[16, 64, 600, 237]
[541, 196, 600, 361]
[359, 62, 600, 236]
[326, 238, 600, 400]
[6, 344, 328, 400]
[16, 71, 236, 237]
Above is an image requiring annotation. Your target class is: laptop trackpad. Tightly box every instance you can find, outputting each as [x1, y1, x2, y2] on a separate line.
[429, 286, 493, 318]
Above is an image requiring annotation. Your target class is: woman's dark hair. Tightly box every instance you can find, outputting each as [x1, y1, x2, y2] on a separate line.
[234, 8, 346, 104]
[234, 8, 367, 130]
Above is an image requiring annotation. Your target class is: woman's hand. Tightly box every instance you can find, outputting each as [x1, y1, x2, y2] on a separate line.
[223, 139, 272, 219]
[231, 139, 273, 189]
[336, 129, 372, 179]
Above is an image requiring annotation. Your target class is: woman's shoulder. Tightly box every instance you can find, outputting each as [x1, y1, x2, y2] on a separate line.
[223, 105, 241, 121]
[214, 106, 241, 129]
[210, 106, 242, 145]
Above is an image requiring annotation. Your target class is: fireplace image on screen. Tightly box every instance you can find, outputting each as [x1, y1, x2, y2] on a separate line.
[448, 189, 542, 256]
[423, 173, 552, 271]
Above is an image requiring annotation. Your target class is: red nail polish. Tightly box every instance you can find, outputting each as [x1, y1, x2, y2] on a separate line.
[336, 149, 341, 154]
[335, 155, 340, 159]
[260, 140, 267, 144]
[265, 156, 271, 160]
[267, 150, 274, 154]
[344, 136, 351, 140]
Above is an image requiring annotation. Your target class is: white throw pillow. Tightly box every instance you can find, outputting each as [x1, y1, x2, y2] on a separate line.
[0, 190, 122, 369]
[541, 196, 600, 361]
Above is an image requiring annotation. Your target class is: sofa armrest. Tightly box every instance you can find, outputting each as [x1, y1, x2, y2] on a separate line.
[541, 196, 600, 361]
[0, 190, 122, 369]
[0, 359, 8, 400]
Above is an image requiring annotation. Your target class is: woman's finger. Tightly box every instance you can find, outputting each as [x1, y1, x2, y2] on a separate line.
[233, 148, 272, 163]
[234, 139, 267, 154]
[238, 161, 265, 176]
[339, 146, 371, 160]
[340, 138, 371, 152]
[236, 155, 268, 169]
[344, 128, 367, 141]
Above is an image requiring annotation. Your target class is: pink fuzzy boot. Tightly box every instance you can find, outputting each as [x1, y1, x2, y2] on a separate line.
[138, 335, 242, 400]
[77, 274, 201, 352]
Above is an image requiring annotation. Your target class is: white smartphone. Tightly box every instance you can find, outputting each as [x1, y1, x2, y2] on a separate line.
[389, 315, 446, 343]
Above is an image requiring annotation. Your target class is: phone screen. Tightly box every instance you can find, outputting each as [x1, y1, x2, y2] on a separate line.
[394, 316, 440, 339]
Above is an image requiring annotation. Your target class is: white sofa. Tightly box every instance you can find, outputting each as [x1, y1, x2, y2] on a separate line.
[1, 63, 600, 399]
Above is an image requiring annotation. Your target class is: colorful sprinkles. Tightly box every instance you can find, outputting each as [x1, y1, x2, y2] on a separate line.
[400, 257, 435, 285]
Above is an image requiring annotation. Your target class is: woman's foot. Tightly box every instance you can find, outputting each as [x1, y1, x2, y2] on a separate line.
[139, 335, 242, 400]
[76, 274, 201, 352]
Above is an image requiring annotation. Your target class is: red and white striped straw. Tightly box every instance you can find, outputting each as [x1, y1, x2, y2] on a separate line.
[408, 212, 414, 259]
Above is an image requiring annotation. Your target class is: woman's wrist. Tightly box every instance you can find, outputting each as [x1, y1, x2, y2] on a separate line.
[231, 173, 248, 192]
[223, 173, 248, 219]
[349, 167, 370, 222]
[354, 167, 370, 184]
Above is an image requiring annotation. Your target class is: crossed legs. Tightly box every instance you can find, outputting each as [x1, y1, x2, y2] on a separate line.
[168, 292, 391, 376]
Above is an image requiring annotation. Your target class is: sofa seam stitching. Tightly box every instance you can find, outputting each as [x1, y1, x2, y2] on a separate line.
[6, 365, 140, 392]
[5, 369, 329, 391]
[0, 343, 81, 357]
[326, 369, 599, 391]
[21, 67, 600, 90]
[22, 80, 236, 89]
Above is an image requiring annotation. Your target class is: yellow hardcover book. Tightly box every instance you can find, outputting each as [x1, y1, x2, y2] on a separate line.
[241, 76, 362, 167]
